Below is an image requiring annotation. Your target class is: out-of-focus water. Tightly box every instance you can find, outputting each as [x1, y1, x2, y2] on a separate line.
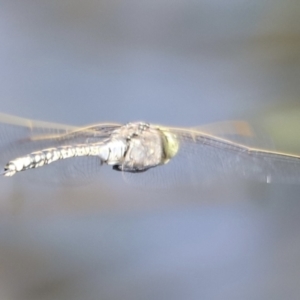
[1, 0, 300, 299]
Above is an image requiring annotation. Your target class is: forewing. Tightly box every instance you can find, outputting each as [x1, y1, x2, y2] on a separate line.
[124, 126, 300, 188]
[173, 127, 300, 184]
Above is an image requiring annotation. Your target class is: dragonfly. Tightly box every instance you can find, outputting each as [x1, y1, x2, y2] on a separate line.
[1, 112, 300, 186]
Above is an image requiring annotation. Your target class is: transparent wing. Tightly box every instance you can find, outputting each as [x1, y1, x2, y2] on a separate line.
[178, 127, 300, 183]
[124, 126, 300, 187]
[192, 120, 254, 138]
[0, 112, 122, 183]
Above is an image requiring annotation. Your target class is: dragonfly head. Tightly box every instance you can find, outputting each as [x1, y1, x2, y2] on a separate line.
[160, 130, 179, 163]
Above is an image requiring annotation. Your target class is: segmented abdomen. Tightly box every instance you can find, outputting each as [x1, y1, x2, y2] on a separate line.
[4, 144, 102, 176]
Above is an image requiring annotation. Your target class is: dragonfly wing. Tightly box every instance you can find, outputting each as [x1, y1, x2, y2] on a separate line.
[174, 128, 300, 184]
[0, 113, 122, 183]
[192, 120, 254, 137]
[124, 126, 300, 188]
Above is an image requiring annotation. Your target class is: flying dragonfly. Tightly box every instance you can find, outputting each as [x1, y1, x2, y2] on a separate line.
[1, 112, 300, 185]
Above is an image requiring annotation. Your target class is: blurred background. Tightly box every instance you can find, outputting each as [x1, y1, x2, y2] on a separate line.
[0, 0, 300, 299]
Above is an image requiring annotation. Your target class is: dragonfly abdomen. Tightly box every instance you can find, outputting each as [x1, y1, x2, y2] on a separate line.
[3, 144, 107, 176]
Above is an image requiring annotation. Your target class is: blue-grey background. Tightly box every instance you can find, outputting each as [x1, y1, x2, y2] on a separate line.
[0, 0, 300, 299]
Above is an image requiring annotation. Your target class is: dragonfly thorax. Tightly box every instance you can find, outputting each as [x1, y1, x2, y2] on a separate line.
[110, 122, 168, 172]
